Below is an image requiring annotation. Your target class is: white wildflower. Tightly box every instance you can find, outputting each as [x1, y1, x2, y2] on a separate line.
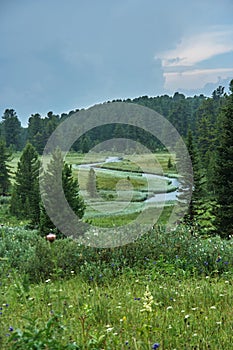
[140, 285, 154, 313]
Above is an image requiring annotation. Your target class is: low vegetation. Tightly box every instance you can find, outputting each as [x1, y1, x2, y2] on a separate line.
[0, 225, 233, 349]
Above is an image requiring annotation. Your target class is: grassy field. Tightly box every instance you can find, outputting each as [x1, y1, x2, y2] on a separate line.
[1, 263, 233, 349]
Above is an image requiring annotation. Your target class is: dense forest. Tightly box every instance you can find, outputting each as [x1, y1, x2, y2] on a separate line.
[0, 80, 233, 239]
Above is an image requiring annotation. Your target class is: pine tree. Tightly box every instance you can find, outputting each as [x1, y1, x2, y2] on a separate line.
[167, 156, 173, 170]
[176, 131, 207, 231]
[214, 80, 233, 238]
[10, 143, 40, 225]
[0, 139, 11, 195]
[39, 148, 85, 237]
[86, 167, 98, 198]
[1, 109, 22, 150]
[175, 135, 194, 224]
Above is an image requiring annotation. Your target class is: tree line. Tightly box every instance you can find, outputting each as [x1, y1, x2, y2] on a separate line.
[0, 89, 220, 154]
[0, 80, 233, 238]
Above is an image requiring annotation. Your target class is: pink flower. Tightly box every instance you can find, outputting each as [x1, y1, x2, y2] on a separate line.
[46, 233, 56, 243]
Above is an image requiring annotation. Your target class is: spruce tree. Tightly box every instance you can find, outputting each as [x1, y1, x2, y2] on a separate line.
[175, 135, 194, 224]
[10, 143, 40, 225]
[176, 131, 208, 232]
[1, 109, 22, 150]
[0, 139, 11, 195]
[215, 80, 233, 238]
[40, 148, 85, 237]
[86, 167, 98, 198]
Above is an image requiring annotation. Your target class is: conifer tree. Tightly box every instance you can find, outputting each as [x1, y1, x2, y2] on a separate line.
[214, 80, 233, 238]
[0, 139, 11, 195]
[86, 167, 98, 198]
[40, 148, 85, 236]
[10, 143, 40, 225]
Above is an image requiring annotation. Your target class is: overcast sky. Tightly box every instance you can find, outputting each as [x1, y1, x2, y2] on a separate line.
[0, 0, 233, 125]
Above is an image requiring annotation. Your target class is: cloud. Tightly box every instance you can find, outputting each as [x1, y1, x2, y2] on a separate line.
[158, 26, 233, 68]
[157, 25, 233, 91]
[164, 68, 233, 90]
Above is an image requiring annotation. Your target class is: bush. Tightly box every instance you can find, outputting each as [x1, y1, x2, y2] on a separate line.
[1, 225, 233, 284]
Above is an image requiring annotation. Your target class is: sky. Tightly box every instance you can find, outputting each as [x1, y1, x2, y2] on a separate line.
[0, 0, 233, 126]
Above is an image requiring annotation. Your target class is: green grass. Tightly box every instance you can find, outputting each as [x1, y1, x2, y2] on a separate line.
[86, 205, 174, 227]
[1, 223, 233, 349]
[1, 270, 233, 349]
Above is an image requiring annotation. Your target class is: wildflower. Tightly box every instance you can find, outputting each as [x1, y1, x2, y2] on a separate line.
[216, 255, 221, 262]
[167, 306, 173, 310]
[120, 316, 127, 322]
[46, 233, 56, 242]
[9, 326, 13, 332]
[152, 343, 160, 349]
[106, 327, 114, 332]
[45, 279, 51, 283]
[134, 297, 141, 300]
[140, 285, 154, 313]
[210, 306, 216, 309]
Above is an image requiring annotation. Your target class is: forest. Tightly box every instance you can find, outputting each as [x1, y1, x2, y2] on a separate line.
[0, 80, 233, 349]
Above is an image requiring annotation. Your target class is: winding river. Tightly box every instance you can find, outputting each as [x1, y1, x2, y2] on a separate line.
[75, 156, 179, 203]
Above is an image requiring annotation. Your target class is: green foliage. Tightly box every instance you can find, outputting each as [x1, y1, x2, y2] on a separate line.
[1, 225, 232, 284]
[1, 109, 22, 150]
[10, 143, 40, 225]
[0, 139, 11, 195]
[167, 156, 173, 169]
[215, 79, 233, 237]
[0, 253, 232, 349]
[39, 148, 85, 237]
[8, 315, 80, 349]
[86, 168, 98, 198]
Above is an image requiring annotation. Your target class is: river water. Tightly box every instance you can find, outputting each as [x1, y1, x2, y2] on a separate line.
[74, 156, 179, 203]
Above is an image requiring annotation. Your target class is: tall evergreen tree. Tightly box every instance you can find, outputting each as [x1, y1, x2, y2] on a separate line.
[10, 143, 40, 225]
[1, 109, 22, 150]
[0, 139, 11, 195]
[86, 167, 98, 198]
[214, 80, 233, 238]
[40, 148, 85, 236]
[176, 132, 201, 226]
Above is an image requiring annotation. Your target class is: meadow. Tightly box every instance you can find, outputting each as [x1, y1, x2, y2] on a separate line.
[0, 151, 233, 349]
